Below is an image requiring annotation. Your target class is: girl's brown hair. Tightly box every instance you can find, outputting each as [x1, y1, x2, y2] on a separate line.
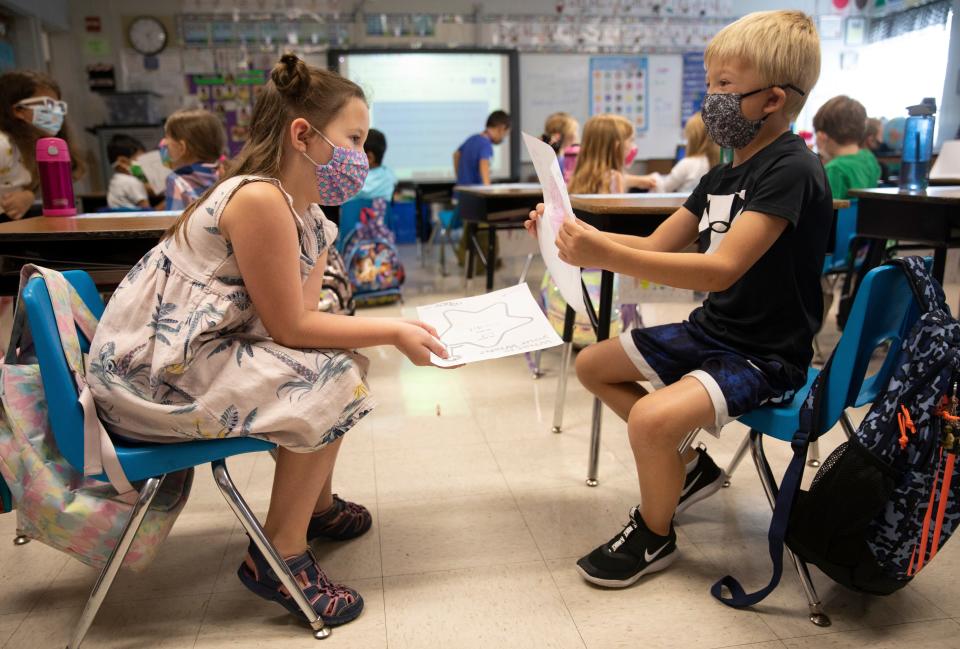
[166, 54, 366, 242]
[0, 70, 86, 189]
[568, 114, 633, 195]
[684, 112, 720, 168]
[541, 112, 578, 153]
[165, 108, 226, 163]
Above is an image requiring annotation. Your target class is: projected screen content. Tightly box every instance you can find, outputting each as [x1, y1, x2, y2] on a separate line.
[337, 52, 512, 182]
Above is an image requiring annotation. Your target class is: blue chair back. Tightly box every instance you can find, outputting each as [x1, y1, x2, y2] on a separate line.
[817, 259, 926, 429]
[823, 201, 858, 274]
[21, 270, 105, 473]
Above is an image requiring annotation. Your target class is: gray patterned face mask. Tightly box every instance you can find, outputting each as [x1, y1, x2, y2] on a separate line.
[701, 84, 805, 150]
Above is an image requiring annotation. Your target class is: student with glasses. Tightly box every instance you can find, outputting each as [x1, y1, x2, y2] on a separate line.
[0, 71, 85, 221]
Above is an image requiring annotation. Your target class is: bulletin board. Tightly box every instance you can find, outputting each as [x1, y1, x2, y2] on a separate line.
[589, 56, 649, 132]
[184, 70, 268, 156]
[520, 52, 683, 160]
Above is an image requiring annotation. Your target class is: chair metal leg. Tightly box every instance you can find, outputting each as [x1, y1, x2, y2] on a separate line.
[67, 476, 164, 649]
[552, 342, 573, 433]
[807, 439, 821, 468]
[13, 531, 29, 545]
[531, 349, 543, 379]
[678, 428, 700, 456]
[586, 397, 603, 487]
[749, 432, 831, 627]
[723, 433, 751, 488]
[840, 411, 857, 439]
[518, 252, 535, 285]
[211, 460, 331, 640]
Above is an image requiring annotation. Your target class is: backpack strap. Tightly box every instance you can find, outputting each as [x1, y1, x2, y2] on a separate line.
[887, 256, 949, 317]
[710, 355, 833, 607]
[17, 265, 137, 505]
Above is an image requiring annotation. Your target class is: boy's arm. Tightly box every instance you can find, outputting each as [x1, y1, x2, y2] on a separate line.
[453, 150, 460, 176]
[602, 206, 700, 253]
[479, 158, 491, 185]
[557, 210, 787, 292]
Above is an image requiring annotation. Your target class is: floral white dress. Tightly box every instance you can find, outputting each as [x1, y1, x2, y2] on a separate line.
[86, 175, 374, 451]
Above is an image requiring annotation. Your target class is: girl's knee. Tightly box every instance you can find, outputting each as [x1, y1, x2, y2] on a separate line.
[574, 344, 601, 384]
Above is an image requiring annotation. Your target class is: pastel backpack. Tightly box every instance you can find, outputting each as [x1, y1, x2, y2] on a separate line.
[317, 247, 355, 316]
[342, 200, 405, 306]
[0, 265, 191, 571]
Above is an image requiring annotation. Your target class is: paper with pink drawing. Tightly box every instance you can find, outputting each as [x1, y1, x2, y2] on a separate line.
[521, 132, 586, 315]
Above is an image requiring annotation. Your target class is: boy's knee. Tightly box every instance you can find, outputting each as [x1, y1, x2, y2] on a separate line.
[627, 399, 673, 451]
[574, 344, 600, 385]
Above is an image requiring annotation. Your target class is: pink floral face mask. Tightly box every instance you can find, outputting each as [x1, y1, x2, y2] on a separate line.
[302, 126, 369, 205]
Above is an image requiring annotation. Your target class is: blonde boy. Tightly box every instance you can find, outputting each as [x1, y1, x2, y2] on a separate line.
[525, 10, 831, 586]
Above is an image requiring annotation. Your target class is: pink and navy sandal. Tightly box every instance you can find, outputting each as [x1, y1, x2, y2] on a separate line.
[237, 539, 364, 626]
[308, 494, 372, 542]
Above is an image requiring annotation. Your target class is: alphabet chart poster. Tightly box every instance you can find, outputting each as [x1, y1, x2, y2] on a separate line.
[588, 56, 649, 133]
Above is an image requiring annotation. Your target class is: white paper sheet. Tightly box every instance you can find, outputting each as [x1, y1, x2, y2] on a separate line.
[135, 150, 173, 195]
[417, 284, 563, 368]
[521, 132, 587, 315]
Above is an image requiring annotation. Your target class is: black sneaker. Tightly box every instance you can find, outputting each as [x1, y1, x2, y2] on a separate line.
[675, 446, 725, 515]
[576, 506, 678, 588]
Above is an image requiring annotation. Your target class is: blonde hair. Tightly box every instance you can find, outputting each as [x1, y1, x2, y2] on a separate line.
[705, 10, 820, 119]
[569, 114, 633, 195]
[684, 112, 720, 168]
[165, 54, 366, 243]
[164, 109, 226, 163]
[542, 112, 579, 151]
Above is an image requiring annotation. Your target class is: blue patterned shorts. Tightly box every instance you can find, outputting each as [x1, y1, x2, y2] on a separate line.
[618, 321, 796, 436]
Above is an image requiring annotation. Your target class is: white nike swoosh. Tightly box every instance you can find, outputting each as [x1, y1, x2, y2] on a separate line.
[680, 472, 701, 498]
[644, 541, 671, 563]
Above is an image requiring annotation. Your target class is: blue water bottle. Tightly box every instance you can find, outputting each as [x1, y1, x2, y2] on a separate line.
[899, 98, 937, 192]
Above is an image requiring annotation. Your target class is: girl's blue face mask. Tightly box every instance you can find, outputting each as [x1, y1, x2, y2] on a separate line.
[17, 96, 68, 135]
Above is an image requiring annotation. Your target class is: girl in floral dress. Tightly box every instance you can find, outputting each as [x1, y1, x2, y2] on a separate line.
[86, 54, 449, 626]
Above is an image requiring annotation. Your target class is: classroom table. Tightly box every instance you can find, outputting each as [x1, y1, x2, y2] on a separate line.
[454, 183, 543, 291]
[559, 194, 852, 486]
[848, 186, 960, 287]
[0, 212, 178, 296]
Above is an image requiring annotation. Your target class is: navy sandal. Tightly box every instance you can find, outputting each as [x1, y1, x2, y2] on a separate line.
[308, 494, 372, 542]
[237, 539, 364, 626]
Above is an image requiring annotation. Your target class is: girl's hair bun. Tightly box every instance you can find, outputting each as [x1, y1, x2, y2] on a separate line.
[271, 53, 310, 99]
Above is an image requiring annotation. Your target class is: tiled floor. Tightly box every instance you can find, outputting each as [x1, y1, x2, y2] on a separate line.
[4, 232, 960, 648]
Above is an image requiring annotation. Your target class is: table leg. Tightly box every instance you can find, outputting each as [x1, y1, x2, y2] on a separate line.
[486, 225, 496, 291]
[933, 246, 946, 285]
[464, 221, 476, 286]
[587, 270, 615, 487]
[552, 305, 577, 434]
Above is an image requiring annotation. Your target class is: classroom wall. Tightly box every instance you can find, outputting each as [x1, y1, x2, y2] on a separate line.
[940, 0, 960, 146]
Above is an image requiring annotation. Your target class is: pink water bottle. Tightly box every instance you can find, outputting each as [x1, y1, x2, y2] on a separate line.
[36, 137, 76, 216]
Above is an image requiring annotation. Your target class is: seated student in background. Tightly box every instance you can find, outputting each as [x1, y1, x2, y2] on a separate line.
[632, 112, 720, 193]
[163, 108, 226, 210]
[568, 114, 637, 194]
[862, 117, 893, 183]
[813, 95, 880, 200]
[453, 110, 510, 185]
[106, 134, 151, 209]
[541, 112, 581, 183]
[355, 128, 396, 201]
[528, 9, 828, 588]
[0, 70, 85, 220]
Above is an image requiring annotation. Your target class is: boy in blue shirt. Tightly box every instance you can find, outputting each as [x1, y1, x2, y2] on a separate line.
[526, 10, 830, 588]
[356, 128, 396, 201]
[454, 110, 510, 185]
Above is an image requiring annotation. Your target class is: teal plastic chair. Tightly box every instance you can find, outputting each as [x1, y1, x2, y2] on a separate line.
[21, 270, 333, 648]
[823, 201, 859, 275]
[720, 260, 926, 627]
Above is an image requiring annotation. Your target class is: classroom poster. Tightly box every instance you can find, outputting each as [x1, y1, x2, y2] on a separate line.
[185, 70, 267, 156]
[588, 56, 648, 133]
[681, 51, 706, 126]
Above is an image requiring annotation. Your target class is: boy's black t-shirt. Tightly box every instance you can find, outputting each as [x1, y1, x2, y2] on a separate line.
[682, 131, 833, 389]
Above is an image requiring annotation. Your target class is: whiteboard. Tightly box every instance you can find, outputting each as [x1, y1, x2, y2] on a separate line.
[519, 53, 684, 161]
